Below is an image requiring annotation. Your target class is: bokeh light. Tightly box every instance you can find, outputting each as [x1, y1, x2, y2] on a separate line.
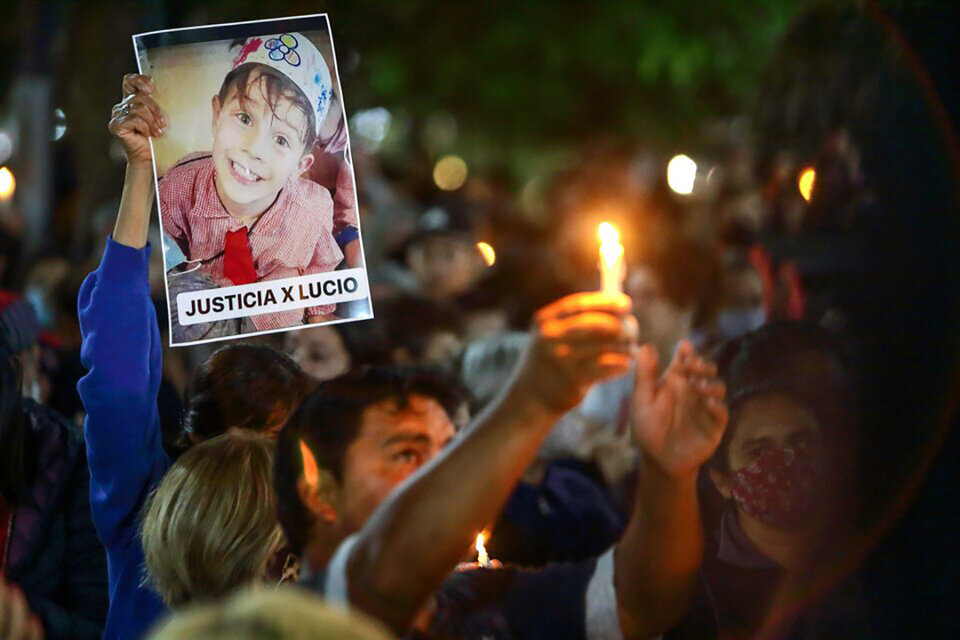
[433, 155, 468, 191]
[476, 242, 496, 267]
[350, 107, 391, 153]
[0, 132, 11, 165]
[53, 108, 67, 141]
[667, 154, 697, 195]
[0, 167, 15, 201]
[798, 167, 816, 202]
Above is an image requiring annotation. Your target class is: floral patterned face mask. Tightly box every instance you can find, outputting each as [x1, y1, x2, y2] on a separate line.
[730, 446, 819, 531]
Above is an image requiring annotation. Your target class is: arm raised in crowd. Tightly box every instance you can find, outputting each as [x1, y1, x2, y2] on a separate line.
[614, 341, 728, 640]
[345, 292, 638, 632]
[77, 73, 169, 549]
[111, 73, 163, 250]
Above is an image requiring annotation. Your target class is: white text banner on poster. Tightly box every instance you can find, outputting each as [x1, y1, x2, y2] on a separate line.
[177, 268, 369, 326]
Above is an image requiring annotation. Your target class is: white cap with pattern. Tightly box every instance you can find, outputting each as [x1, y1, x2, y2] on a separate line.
[231, 32, 333, 134]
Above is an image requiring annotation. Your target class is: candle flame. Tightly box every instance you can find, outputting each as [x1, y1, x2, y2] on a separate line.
[597, 222, 623, 268]
[475, 532, 489, 566]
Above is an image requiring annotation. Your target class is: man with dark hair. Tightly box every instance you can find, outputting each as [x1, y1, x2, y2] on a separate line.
[278, 291, 730, 640]
[275, 366, 464, 560]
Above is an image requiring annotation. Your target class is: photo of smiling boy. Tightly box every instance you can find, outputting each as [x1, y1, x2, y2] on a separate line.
[158, 30, 354, 335]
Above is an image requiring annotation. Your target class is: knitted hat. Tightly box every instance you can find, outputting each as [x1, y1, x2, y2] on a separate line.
[0, 291, 39, 355]
[231, 32, 333, 134]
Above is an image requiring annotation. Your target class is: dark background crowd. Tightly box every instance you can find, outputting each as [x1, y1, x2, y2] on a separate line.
[1, 1, 959, 639]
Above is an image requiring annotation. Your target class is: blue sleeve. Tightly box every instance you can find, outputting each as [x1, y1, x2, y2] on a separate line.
[334, 225, 360, 249]
[77, 237, 170, 554]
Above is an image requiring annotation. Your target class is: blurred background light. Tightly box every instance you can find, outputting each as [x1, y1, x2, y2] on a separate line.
[53, 108, 67, 141]
[667, 154, 697, 195]
[0, 167, 15, 201]
[0, 132, 11, 165]
[476, 241, 496, 267]
[798, 166, 816, 202]
[350, 107, 391, 153]
[423, 112, 458, 152]
[433, 155, 468, 191]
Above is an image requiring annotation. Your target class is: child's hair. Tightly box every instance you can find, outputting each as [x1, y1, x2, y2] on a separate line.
[141, 430, 284, 608]
[218, 62, 318, 152]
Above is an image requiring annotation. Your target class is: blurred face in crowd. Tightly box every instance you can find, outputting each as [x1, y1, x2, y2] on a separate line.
[462, 309, 509, 342]
[285, 327, 351, 381]
[626, 265, 690, 360]
[716, 264, 766, 338]
[722, 266, 764, 310]
[711, 393, 825, 537]
[405, 235, 480, 299]
[336, 394, 456, 533]
[211, 72, 314, 218]
[392, 330, 463, 369]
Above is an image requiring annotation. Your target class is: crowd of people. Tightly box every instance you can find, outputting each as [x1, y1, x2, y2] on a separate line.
[0, 4, 957, 640]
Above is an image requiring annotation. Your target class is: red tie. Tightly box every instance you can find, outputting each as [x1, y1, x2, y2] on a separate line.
[223, 227, 258, 286]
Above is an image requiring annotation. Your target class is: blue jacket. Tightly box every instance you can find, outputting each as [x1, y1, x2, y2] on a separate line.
[78, 238, 170, 639]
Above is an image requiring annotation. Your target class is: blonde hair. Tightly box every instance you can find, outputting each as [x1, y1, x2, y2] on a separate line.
[147, 586, 395, 640]
[141, 430, 285, 607]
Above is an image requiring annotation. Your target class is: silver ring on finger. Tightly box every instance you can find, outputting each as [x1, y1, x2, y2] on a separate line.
[120, 103, 131, 119]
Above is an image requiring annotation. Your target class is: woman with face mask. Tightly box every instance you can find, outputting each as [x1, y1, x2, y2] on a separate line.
[665, 321, 862, 640]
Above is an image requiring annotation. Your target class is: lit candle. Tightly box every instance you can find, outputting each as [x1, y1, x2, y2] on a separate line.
[597, 222, 625, 294]
[475, 532, 490, 567]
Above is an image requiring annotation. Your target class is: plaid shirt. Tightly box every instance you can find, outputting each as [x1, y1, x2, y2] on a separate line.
[159, 152, 343, 331]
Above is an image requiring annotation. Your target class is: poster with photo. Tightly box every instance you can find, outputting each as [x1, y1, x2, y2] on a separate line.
[133, 14, 372, 346]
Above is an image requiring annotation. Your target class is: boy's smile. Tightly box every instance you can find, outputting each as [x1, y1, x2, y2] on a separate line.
[211, 72, 314, 220]
[227, 158, 264, 186]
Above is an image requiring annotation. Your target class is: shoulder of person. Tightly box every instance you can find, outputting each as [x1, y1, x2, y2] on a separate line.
[290, 177, 334, 215]
[25, 398, 82, 462]
[159, 152, 214, 185]
[158, 153, 214, 213]
[21, 399, 85, 510]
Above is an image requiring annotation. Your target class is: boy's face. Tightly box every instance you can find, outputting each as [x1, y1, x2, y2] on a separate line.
[211, 73, 314, 217]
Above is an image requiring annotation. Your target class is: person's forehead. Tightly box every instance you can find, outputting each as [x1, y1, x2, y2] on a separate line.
[725, 267, 763, 292]
[226, 73, 307, 129]
[359, 394, 454, 441]
[297, 326, 343, 350]
[731, 393, 820, 444]
[421, 234, 472, 252]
